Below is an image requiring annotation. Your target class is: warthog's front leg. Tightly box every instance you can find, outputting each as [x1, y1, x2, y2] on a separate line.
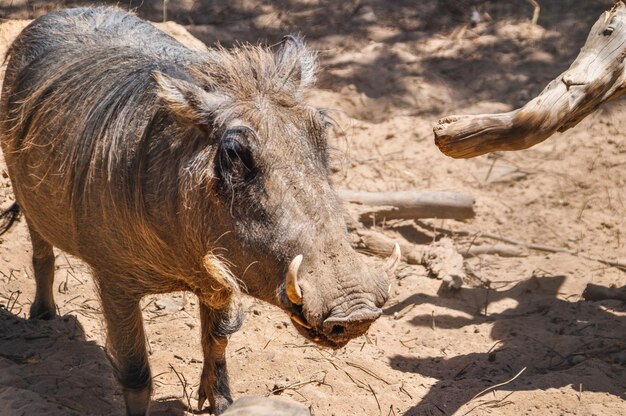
[197, 302, 243, 415]
[27, 223, 57, 320]
[99, 280, 152, 416]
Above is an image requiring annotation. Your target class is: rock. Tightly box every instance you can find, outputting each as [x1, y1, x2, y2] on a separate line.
[222, 397, 310, 416]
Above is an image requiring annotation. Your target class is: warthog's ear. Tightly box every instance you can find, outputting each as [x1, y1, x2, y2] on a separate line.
[152, 71, 226, 127]
[275, 34, 317, 97]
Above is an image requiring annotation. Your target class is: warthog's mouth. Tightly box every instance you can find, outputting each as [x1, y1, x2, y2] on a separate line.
[288, 309, 350, 349]
[278, 245, 401, 349]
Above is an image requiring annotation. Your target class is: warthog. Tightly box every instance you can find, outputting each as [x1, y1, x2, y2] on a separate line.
[0, 7, 400, 415]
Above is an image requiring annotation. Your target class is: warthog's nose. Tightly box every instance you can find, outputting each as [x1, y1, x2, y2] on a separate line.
[321, 308, 382, 341]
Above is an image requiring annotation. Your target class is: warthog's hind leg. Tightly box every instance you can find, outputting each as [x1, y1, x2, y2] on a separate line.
[99, 281, 152, 416]
[27, 223, 56, 320]
[197, 302, 243, 415]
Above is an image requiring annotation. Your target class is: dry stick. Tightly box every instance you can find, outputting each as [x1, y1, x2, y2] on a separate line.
[399, 383, 413, 400]
[528, 0, 541, 24]
[339, 189, 475, 220]
[315, 350, 370, 392]
[162, 0, 169, 22]
[349, 218, 525, 266]
[367, 383, 382, 415]
[463, 391, 517, 415]
[474, 232, 626, 271]
[169, 364, 192, 412]
[468, 367, 527, 402]
[393, 303, 416, 320]
[345, 361, 392, 385]
[434, 1, 626, 158]
[269, 376, 323, 395]
[546, 344, 625, 371]
[464, 243, 527, 258]
[7, 290, 20, 313]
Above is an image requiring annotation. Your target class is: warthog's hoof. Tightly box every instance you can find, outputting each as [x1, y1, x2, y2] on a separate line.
[123, 386, 151, 416]
[28, 301, 56, 320]
[197, 370, 232, 415]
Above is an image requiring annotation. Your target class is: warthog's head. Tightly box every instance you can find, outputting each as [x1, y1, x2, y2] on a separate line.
[153, 36, 399, 348]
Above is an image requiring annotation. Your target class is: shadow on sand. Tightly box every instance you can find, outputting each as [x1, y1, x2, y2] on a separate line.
[384, 274, 626, 415]
[0, 307, 188, 415]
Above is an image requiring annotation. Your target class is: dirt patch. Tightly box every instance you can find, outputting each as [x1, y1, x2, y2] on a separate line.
[0, 2, 624, 415]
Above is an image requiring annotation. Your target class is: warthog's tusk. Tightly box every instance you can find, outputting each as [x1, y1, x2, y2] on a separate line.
[285, 254, 303, 305]
[384, 243, 401, 278]
[290, 313, 312, 329]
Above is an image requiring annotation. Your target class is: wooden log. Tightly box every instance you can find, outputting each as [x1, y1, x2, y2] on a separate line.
[582, 284, 626, 302]
[338, 189, 475, 220]
[433, 1, 626, 158]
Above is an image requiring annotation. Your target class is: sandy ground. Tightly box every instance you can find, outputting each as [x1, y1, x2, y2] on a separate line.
[0, 1, 625, 415]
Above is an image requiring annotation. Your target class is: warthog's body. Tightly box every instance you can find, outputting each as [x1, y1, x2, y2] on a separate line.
[0, 7, 398, 415]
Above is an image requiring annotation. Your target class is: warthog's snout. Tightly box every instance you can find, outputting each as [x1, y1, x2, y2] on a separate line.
[321, 307, 383, 342]
[283, 243, 401, 349]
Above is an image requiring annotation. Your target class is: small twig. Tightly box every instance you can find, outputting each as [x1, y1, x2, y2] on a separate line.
[486, 341, 504, 355]
[263, 330, 278, 350]
[345, 361, 391, 385]
[61, 252, 76, 274]
[472, 232, 626, 271]
[464, 244, 527, 259]
[393, 304, 416, 321]
[468, 367, 527, 402]
[343, 370, 369, 391]
[528, 0, 541, 24]
[58, 272, 69, 294]
[162, 0, 169, 22]
[399, 383, 413, 400]
[463, 391, 517, 415]
[484, 286, 489, 316]
[7, 290, 21, 313]
[367, 383, 382, 415]
[399, 337, 418, 349]
[269, 373, 326, 395]
[169, 364, 192, 412]
[545, 344, 625, 371]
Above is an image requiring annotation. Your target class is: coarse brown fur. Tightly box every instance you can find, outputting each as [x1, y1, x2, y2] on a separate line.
[0, 7, 391, 415]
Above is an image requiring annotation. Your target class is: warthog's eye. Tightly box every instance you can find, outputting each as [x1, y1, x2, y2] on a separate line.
[216, 127, 256, 187]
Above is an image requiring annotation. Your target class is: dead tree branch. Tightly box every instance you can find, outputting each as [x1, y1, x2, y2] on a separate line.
[434, 1, 626, 158]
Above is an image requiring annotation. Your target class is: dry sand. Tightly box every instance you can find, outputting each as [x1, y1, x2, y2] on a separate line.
[0, 1, 624, 415]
